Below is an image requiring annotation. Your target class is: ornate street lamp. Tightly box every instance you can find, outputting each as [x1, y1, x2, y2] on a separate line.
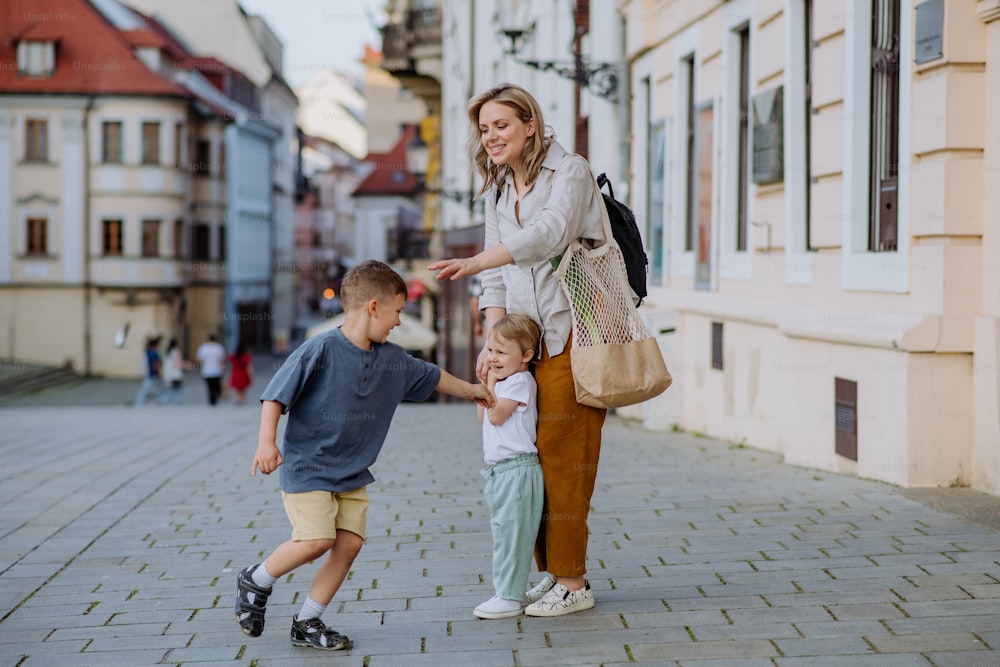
[496, 20, 619, 103]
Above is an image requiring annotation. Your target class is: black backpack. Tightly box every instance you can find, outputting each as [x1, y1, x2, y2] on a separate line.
[493, 171, 649, 307]
[596, 173, 648, 306]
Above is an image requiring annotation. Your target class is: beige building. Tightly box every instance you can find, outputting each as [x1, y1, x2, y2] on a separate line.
[0, 0, 281, 377]
[619, 0, 1000, 495]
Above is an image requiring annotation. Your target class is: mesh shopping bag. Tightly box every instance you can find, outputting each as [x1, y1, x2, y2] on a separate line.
[553, 173, 672, 409]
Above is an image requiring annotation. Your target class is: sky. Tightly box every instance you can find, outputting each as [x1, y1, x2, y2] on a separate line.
[236, 0, 386, 89]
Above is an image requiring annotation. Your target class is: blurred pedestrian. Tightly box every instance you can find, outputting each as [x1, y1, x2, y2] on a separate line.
[228, 340, 253, 406]
[158, 338, 184, 405]
[133, 336, 163, 407]
[430, 84, 608, 616]
[196, 333, 226, 406]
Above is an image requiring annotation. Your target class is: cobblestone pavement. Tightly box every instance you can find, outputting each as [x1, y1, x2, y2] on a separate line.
[1, 401, 999, 667]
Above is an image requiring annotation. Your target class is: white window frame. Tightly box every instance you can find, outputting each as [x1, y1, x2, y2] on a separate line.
[669, 25, 700, 280]
[718, 0, 755, 281]
[783, 0, 814, 285]
[16, 41, 55, 77]
[630, 56, 657, 282]
[842, 0, 911, 293]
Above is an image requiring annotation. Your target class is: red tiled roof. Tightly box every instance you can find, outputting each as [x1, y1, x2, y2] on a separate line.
[354, 125, 421, 197]
[0, 0, 186, 97]
[119, 28, 165, 49]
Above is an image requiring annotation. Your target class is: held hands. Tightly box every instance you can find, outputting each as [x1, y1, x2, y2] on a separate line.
[470, 381, 496, 409]
[252, 440, 283, 476]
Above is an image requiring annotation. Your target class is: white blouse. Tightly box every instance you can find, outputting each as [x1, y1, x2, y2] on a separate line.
[478, 140, 607, 357]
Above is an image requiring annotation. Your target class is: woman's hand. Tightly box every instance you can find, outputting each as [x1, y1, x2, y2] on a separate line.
[428, 257, 481, 281]
[429, 244, 514, 281]
[475, 344, 490, 383]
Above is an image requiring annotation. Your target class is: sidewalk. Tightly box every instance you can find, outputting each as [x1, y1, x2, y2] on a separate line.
[1, 401, 999, 666]
[0, 354, 287, 408]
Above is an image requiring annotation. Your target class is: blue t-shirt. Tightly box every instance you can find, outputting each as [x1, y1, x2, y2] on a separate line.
[146, 349, 161, 378]
[260, 327, 441, 493]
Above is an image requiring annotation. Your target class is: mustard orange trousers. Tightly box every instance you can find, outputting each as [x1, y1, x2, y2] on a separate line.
[533, 339, 606, 577]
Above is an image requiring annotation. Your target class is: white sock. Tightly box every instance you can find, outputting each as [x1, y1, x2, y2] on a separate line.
[251, 561, 279, 589]
[297, 595, 327, 622]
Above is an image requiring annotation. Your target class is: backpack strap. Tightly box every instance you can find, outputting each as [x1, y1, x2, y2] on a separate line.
[597, 172, 614, 199]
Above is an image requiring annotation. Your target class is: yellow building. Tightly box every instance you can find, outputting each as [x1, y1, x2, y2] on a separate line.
[621, 0, 1000, 495]
[0, 0, 273, 376]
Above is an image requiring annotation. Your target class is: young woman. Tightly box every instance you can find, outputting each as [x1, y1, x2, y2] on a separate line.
[430, 84, 607, 617]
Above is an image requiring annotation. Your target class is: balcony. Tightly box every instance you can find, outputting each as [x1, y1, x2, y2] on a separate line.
[380, 6, 442, 110]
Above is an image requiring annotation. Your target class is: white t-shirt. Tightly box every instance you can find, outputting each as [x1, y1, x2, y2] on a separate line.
[482, 371, 537, 465]
[196, 341, 226, 378]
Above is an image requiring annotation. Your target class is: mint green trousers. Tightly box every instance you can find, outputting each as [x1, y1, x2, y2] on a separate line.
[481, 453, 544, 601]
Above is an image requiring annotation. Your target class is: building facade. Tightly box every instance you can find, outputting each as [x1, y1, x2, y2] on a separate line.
[0, 0, 285, 376]
[382, 0, 1000, 496]
[126, 0, 296, 353]
[383, 0, 624, 381]
[621, 0, 1000, 495]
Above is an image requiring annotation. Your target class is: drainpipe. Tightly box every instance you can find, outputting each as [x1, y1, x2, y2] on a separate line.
[83, 96, 95, 376]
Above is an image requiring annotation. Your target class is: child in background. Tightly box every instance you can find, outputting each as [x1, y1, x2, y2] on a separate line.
[474, 314, 544, 619]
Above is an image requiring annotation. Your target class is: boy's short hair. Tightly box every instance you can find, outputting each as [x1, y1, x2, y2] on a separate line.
[341, 260, 408, 311]
[489, 314, 541, 359]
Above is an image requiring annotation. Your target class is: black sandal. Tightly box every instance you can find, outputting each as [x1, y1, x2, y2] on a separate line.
[235, 564, 271, 637]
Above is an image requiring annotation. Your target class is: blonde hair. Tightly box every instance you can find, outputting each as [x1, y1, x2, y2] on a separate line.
[467, 84, 552, 197]
[488, 314, 542, 360]
[340, 260, 407, 311]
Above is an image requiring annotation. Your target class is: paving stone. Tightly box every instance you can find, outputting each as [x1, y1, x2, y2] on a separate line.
[774, 655, 934, 666]
[774, 635, 876, 657]
[890, 584, 973, 601]
[629, 638, 777, 661]
[824, 602, 907, 621]
[867, 632, 988, 654]
[922, 652, 1000, 666]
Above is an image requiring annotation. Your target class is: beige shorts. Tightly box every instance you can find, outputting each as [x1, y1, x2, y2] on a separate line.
[281, 487, 369, 541]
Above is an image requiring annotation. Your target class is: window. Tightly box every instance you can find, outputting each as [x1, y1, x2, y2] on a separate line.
[192, 223, 211, 259]
[142, 219, 160, 257]
[869, 0, 900, 252]
[736, 25, 750, 252]
[142, 122, 160, 165]
[16, 41, 55, 77]
[26, 218, 47, 255]
[194, 140, 211, 175]
[102, 122, 123, 164]
[694, 102, 714, 290]
[102, 219, 123, 256]
[174, 123, 183, 168]
[25, 119, 48, 162]
[218, 224, 226, 260]
[173, 219, 185, 258]
[683, 55, 696, 252]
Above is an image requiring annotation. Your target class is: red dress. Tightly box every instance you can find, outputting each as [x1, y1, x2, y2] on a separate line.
[228, 352, 252, 391]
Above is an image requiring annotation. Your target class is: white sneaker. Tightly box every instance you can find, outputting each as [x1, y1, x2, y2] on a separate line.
[524, 574, 556, 604]
[473, 595, 523, 619]
[524, 581, 594, 617]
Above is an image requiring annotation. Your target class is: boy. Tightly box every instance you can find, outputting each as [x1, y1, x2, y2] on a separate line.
[474, 314, 544, 619]
[235, 260, 493, 651]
